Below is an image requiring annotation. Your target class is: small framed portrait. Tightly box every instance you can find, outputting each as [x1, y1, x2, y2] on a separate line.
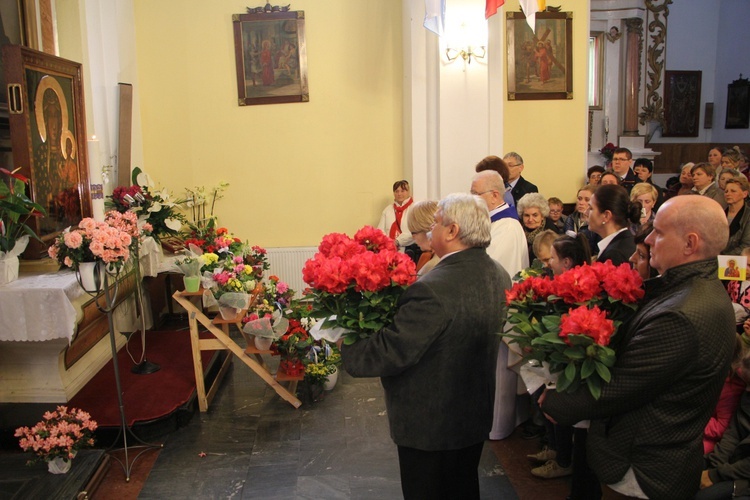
[232, 9, 309, 106]
[718, 255, 747, 281]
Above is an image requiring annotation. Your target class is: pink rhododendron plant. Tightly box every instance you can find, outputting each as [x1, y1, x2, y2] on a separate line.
[15, 406, 97, 464]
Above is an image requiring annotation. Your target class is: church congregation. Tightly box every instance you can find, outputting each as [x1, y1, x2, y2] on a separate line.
[365, 145, 750, 500]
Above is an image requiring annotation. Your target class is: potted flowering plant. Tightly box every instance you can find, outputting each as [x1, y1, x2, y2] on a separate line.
[14, 406, 98, 474]
[48, 211, 139, 291]
[174, 255, 202, 292]
[106, 167, 186, 243]
[183, 181, 229, 226]
[0, 168, 46, 284]
[304, 340, 342, 390]
[503, 261, 644, 400]
[302, 226, 417, 345]
[272, 318, 313, 377]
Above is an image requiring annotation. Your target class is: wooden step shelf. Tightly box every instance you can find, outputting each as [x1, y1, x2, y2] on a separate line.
[171, 290, 302, 410]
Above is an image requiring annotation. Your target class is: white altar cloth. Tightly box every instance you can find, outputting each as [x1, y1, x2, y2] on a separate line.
[0, 271, 83, 342]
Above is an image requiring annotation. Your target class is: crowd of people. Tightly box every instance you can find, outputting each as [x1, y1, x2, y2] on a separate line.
[345, 146, 750, 500]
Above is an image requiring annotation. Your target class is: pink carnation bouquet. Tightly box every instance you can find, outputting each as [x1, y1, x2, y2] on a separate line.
[503, 261, 644, 400]
[302, 226, 417, 344]
[14, 406, 98, 464]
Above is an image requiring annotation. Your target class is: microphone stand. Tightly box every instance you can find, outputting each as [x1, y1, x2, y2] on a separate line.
[77, 263, 162, 481]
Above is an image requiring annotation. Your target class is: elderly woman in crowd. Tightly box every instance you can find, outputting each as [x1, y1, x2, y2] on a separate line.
[406, 200, 440, 276]
[665, 162, 695, 199]
[629, 183, 658, 234]
[723, 177, 750, 255]
[587, 184, 639, 265]
[718, 168, 741, 192]
[517, 193, 559, 262]
[692, 162, 727, 208]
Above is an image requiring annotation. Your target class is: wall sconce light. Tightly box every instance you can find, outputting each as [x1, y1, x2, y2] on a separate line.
[445, 45, 486, 64]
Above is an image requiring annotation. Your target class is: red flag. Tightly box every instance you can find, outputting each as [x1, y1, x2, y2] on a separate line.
[486, 0, 505, 19]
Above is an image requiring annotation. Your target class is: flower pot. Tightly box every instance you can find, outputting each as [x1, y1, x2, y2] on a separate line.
[279, 358, 305, 377]
[219, 305, 241, 321]
[47, 456, 72, 474]
[323, 367, 339, 391]
[183, 275, 200, 293]
[78, 262, 101, 292]
[0, 256, 19, 285]
[254, 336, 273, 351]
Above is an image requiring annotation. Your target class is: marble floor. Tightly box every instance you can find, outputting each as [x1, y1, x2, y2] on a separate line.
[135, 352, 519, 499]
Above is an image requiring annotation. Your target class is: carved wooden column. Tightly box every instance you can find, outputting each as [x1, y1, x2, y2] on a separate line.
[623, 18, 643, 136]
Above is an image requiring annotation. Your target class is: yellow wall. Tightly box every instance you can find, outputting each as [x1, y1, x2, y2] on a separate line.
[502, 0, 589, 204]
[133, 0, 403, 247]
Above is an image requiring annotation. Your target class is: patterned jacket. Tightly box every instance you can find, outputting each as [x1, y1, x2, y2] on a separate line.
[543, 259, 736, 500]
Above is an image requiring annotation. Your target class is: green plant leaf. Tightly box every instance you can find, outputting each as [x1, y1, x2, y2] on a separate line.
[564, 347, 585, 360]
[594, 361, 612, 383]
[588, 375, 602, 400]
[564, 362, 577, 382]
[582, 358, 596, 379]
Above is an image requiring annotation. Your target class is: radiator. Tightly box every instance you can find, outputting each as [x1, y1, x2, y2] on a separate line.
[265, 246, 318, 294]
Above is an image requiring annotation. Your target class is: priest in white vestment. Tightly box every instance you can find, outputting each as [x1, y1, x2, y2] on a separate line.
[471, 170, 529, 440]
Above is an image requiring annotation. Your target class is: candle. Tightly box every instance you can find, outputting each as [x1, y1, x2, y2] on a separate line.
[87, 136, 105, 221]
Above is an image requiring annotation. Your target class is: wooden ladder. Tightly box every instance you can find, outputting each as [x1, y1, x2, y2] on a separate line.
[172, 290, 302, 410]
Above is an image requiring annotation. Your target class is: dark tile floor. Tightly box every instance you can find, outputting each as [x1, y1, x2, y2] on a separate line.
[136, 352, 519, 499]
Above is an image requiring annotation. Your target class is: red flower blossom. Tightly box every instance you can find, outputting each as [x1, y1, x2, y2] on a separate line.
[559, 305, 615, 346]
[552, 265, 602, 304]
[353, 226, 395, 253]
[601, 263, 644, 303]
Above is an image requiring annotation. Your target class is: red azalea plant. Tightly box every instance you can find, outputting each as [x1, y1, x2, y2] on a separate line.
[503, 261, 644, 400]
[302, 226, 417, 344]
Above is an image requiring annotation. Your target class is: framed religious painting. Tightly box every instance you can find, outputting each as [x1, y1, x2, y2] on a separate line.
[663, 70, 702, 137]
[2, 45, 91, 258]
[232, 9, 309, 106]
[725, 75, 750, 129]
[506, 11, 573, 101]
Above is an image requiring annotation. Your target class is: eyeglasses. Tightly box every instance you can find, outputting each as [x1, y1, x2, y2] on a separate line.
[470, 190, 496, 196]
[549, 209, 563, 214]
[506, 163, 521, 168]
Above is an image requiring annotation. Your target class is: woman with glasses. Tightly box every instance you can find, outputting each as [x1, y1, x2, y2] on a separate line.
[406, 200, 440, 277]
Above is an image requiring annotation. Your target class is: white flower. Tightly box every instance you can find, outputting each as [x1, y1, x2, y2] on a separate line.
[136, 171, 154, 188]
[165, 218, 182, 231]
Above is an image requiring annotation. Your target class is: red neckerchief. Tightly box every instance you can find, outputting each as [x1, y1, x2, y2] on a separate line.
[390, 198, 414, 239]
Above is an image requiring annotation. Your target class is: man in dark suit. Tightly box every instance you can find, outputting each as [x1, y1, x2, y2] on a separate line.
[342, 193, 511, 500]
[611, 147, 638, 193]
[541, 195, 736, 500]
[504, 151, 539, 204]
